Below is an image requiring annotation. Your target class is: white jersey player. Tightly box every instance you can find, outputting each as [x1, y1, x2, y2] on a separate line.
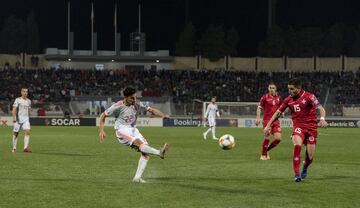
[98, 87, 169, 183]
[203, 96, 220, 140]
[12, 87, 32, 153]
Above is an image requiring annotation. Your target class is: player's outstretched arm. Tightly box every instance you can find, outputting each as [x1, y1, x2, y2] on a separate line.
[255, 106, 262, 126]
[98, 112, 107, 143]
[263, 110, 281, 135]
[216, 111, 220, 118]
[148, 107, 170, 119]
[12, 106, 17, 123]
[318, 106, 328, 127]
[204, 105, 210, 120]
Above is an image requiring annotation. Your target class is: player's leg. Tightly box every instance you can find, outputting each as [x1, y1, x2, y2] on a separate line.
[116, 128, 168, 183]
[116, 128, 149, 182]
[133, 140, 169, 159]
[267, 121, 282, 155]
[23, 122, 31, 152]
[301, 144, 315, 179]
[209, 119, 218, 140]
[12, 132, 19, 152]
[117, 128, 168, 159]
[133, 153, 150, 183]
[134, 127, 169, 159]
[132, 128, 168, 183]
[266, 133, 281, 160]
[203, 126, 211, 140]
[132, 139, 160, 155]
[23, 129, 31, 152]
[260, 120, 270, 160]
[268, 133, 281, 151]
[292, 130, 304, 182]
[301, 134, 316, 179]
[260, 135, 270, 160]
[211, 126, 218, 140]
[11, 132, 19, 152]
[12, 122, 20, 152]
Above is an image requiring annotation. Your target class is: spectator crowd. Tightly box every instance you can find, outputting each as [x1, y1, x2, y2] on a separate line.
[0, 68, 359, 110]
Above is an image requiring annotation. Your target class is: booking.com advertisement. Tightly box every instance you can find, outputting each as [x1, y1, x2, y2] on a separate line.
[163, 118, 238, 127]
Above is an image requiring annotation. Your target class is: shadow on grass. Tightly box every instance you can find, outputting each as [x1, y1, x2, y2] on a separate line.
[164, 182, 252, 194]
[0, 177, 126, 186]
[144, 176, 287, 194]
[0, 178, 87, 182]
[145, 174, 360, 193]
[313, 175, 360, 181]
[149, 176, 285, 182]
[33, 152, 95, 157]
[147, 177, 263, 194]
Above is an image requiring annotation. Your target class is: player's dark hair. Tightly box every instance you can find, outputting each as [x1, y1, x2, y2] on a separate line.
[123, 87, 137, 97]
[288, 78, 302, 88]
[268, 81, 277, 87]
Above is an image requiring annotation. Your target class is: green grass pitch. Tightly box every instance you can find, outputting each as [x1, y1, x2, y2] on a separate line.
[0, 126, 359, 208]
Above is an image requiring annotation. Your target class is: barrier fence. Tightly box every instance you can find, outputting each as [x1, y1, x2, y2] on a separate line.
[1, 117, 360, 128]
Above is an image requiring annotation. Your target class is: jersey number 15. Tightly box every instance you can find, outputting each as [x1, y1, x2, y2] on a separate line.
[293, 104, 301, 112]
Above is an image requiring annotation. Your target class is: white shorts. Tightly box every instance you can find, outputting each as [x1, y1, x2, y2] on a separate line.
[13, 121, 31, 132]
[208, 118, 216, 127]
[115, 127, 148, 146]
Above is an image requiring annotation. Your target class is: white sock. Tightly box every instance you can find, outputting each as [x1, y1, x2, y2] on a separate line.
[24, 135, 30, 149]
[139, 144, 160, 156]
[204, 128, 211, 136]
[134, 155, 149, 179]
[211, 127, 216, 138]
[12, 135, 18, 149]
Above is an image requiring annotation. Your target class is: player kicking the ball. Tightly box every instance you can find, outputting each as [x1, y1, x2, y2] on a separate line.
[98, 87, 169, 183]
[203, 96, 220, 140]
[264, 78, 328, 182]
[12, 87, 32, 153]
[256, 82, 283, 160]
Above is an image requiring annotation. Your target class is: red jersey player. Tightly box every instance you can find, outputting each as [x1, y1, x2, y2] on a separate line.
[264, 78, 328, 182]
[256, 82, 282, 160]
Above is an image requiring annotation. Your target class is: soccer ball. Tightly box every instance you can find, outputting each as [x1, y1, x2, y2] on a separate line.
[218, 134, 235, 150]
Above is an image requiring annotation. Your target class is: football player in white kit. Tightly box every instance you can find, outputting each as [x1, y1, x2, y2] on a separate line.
[203, 96, 220, 140]
[12, 87, 32, 153]
[98, 87, 169, 183]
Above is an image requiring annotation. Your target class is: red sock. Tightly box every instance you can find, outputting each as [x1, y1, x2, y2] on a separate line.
[293, 145, 302, 176]
[267, 139, 281, 152]
[262, 138, 270, 156]
[303, 150, 313, 169]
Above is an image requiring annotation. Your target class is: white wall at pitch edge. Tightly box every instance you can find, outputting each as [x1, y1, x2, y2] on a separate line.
[0, 116, 13, 126]
[96, 117, 163, 127]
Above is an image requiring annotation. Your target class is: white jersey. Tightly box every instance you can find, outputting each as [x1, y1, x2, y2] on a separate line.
[104, 100, 150, 129]
[205, 103, 219, 119]
[13, 97, 31, 123]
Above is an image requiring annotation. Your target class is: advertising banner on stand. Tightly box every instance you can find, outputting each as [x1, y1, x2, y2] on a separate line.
[163, 118, 238, 127]
[30, 118, 96, 126]
[97, 117, 163, 127]
[237, 118, 360, 128]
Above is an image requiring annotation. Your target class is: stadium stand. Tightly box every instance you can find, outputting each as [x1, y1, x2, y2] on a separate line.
[0, 68, 359, 116]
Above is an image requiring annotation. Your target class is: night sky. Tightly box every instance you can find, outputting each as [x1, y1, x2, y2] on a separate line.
[1, 0, 360, 56]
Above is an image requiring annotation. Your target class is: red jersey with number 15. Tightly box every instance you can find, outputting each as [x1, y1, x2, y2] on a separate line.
[259, 94, 282, 121]
[278, 90, 321, 128]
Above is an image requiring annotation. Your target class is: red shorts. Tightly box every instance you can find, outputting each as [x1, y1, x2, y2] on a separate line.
[292, 126, 317, 145]
[263, 120, 281, 134]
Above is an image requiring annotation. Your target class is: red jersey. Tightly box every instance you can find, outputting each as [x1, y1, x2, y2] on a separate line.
[259, 93, 282, 121]
[278, 90, 321, 128]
